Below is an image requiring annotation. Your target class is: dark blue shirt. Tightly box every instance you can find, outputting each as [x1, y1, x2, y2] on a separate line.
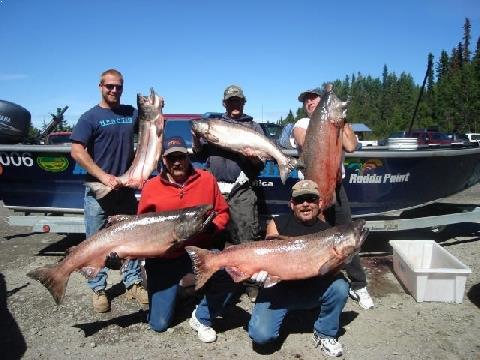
[205, 114, 265, 182]
[273, 212, 331, 237]
[71, 105, 137, 181]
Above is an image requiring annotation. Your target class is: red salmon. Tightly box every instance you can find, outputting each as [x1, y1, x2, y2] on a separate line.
[87, 88, 165, 199]
[302, 84, 348, 208]
[28, 205, 212, 304]
[186, 219, 368, 290]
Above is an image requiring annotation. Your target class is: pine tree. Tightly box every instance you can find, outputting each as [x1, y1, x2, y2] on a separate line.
[463, 18, 471, 62]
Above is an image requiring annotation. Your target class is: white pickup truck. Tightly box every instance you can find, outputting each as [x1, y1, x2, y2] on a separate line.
[465, 133, 480, 144]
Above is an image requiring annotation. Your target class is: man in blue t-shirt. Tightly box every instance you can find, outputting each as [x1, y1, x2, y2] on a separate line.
[70, 68, 148, 313]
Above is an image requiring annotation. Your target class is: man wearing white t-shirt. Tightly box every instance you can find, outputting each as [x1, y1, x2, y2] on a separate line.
[292, 87, 374, 310]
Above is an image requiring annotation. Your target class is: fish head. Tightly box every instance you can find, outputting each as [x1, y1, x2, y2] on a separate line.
[312, 91, 349, 126]
[351, 219, 369, 248]
[191, 120, 210, 137]
[173, 204, 214, 240]
[137, 88, 163, 119]
[331, 219, 369, 262]
[326, 92, 349, 123]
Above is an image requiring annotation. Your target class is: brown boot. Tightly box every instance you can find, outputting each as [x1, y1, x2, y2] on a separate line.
[125, 283, 149, 305]
[92, 290, 110, 313]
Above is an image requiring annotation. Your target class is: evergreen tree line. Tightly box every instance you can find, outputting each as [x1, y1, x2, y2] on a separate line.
[277, 18, 480, 139]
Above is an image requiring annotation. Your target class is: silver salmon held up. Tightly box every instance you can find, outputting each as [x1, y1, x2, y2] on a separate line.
[302, 85, 349, 209]
[186, 219, 368, 290]
[87, 88, 165, 199]
[27, 204, 213, 305]
[191, 119, 298, 184]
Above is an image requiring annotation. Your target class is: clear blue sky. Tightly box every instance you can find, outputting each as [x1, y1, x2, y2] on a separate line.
[1, 0, 479, 128]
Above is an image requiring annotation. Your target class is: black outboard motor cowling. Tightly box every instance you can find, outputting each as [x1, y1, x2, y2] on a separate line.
[0, 100, 31, 144]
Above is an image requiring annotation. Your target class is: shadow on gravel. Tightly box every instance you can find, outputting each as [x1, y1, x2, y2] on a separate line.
[37, 234, 85, 256]
[0, 273, 27, 360]
[214, 304, 252, 333]
[467, 283, 480, 308]
[73, 310, 148, 337]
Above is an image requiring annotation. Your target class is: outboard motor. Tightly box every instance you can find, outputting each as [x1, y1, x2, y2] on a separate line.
[0, 100, 31, 144]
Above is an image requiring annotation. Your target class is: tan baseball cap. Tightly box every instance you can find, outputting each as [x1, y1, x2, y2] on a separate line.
[291, 180, 320, 197]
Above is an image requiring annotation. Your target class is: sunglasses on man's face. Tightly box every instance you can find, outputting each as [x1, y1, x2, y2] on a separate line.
[102, 83, 123, 91]
[166, 153, 187, 162]
[292, 195, 319, 204]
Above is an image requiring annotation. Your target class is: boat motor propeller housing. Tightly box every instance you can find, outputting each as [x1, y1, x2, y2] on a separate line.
[0, 100, 31, 144]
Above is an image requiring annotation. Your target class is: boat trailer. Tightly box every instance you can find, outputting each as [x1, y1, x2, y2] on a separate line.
[6, 202, 480, 234]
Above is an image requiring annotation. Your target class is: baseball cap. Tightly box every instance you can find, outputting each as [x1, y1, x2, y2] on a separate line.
[163, 136, 188, 156]
[224, 85, 246, 101]
[291, 180, 320, 198]
[297, 87, 323, 102]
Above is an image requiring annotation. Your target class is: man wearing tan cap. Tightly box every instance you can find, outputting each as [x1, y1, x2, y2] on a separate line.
[248, 179, 348, 358]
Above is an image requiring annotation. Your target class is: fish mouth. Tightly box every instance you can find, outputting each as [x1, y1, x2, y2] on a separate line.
[351, 219, 368, 248]
[358, 227, 369, 248]
[191, 120, 209, 134]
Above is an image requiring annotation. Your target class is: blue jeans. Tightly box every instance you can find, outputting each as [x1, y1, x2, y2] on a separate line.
[84, 187, 142, 291]
[145, 253, 237, 332]
[248, 275, 349, 344]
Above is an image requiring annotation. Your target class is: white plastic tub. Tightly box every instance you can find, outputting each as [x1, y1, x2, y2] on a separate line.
[389, 240, 471, 303]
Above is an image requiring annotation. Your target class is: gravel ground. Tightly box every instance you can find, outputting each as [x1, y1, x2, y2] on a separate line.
[1, 185, 479, 360]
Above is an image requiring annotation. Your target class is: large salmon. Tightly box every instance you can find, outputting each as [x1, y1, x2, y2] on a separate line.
[186, 219, 368, 290]
[191, 119, 297, 184]
[87, 88, 165, 199]
[302, 85, 348, 208]
[28, 205, 213, 304]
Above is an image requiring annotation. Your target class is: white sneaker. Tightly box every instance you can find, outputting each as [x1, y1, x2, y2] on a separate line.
[189, 307, 217, 343]
[313, 333, 343, 357]
[349, 287, 374, 309]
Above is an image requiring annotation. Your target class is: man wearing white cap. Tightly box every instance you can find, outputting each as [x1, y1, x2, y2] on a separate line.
[292, 86, 374, 310]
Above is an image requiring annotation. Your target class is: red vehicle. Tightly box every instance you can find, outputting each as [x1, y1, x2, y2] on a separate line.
[46, 131, 72, 145]
[409, 130, 452, 145]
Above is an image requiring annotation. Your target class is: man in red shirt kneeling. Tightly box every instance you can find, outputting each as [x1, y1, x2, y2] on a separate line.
[138, 136, 235, 343]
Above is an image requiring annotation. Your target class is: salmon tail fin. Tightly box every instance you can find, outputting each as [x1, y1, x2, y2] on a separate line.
[85, 181, 112, 200]
[185, 246, 217, 290]
[27, 264, 69, 305]
[279, 157, 298, 184]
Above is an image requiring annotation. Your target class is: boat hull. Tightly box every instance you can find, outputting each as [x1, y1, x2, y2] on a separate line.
[1, 144, 479, 217]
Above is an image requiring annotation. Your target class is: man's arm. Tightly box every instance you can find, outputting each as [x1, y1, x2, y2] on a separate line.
[211, 177, 230, 231]
[293, 127, 306, 153]
[342, 123, 358, 153]
[250, 219, 278, 284]
[265, 219, 279, 237]
[71, 142, 119, 188]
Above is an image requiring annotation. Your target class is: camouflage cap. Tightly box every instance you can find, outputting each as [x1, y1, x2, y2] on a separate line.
[291, 180, 320, 198]
[224, 85, 246, 101]
[297, 87, 323, 102]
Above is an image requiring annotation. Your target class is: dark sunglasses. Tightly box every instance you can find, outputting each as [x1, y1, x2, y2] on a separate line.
[292, 194, 319, 204]
[166, 153, 187, 162]
[102, 83, 123, 91]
